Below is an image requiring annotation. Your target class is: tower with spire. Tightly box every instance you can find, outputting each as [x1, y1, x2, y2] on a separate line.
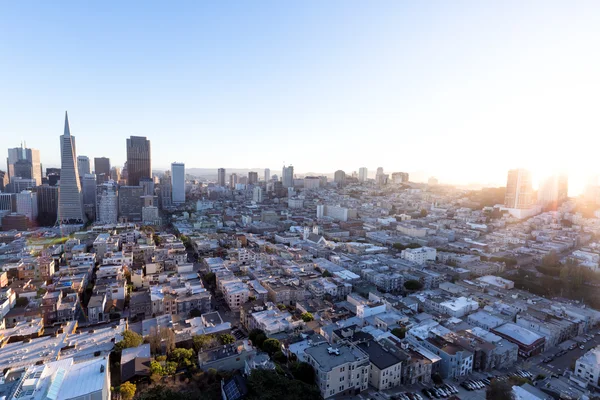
[57, 111, 85, 225]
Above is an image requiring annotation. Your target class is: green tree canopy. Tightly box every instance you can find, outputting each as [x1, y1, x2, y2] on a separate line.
[262, 338, 281, 355]
[290, 362, 315, 385]
[301, 312, 314, 322]
[115, 330, 144, 352]
[169, 348, 195, 368]
[404, 280, 424, 291]
[391, 327, 407, 339]
[246, 369, 321, 400]
[486, 380, 515, 400]
[249, 329, 267, 349]
[193, 334, 216, 352]
[219, 334, 236, 345]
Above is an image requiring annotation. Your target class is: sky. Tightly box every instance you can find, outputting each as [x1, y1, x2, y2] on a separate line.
[1, 1, 599, 194]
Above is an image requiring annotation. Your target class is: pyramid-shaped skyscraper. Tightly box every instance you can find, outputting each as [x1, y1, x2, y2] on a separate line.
[57, 111, 85, 225]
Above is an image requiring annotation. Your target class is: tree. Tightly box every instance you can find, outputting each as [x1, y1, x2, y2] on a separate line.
[137, 385, 191, 400]
[273, 350, 287, 363]
[404, 280, 424, 291]
[392, 243, 406, 251]
[16, 297, 29, 307]
[406, 243, 422, 249]
[203, 272, 216, 287]
[277, 304, 287, 311]
[193, 334, 217, 352]
[291, 362, 315, 385]
[301, 312, 314, 322]
[115, 330, 143, 351]
[486, 380, 515, 400]
[420, 209, 428, 218]
[542, 251, 560, 268]
[249, 329, 267, 349]
[321, 270, 332, 277]
[219, 334, 235, 345]
[391, 327, 407, 339]
[246, 369, 321, 400]
[262, 338, 281, 355]
[432, 373, 443, 385]
[120, 382, 136, 400]
[147, 326, 176, 355]
[169, 348, 195, 368]
[189, 308, 203, 318]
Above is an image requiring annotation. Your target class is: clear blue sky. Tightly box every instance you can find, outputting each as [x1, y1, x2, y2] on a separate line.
[1, 1, 599, 192]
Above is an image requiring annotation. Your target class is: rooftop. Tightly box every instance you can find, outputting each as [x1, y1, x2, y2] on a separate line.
[304, 342, 368, 371]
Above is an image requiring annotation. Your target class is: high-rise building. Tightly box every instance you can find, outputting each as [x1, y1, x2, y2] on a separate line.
[82, 173, 97, 221]
[94, 157, 111, 183]
[34, 184, 59, 226]
[118, 186, 143, 221]
[110, 166, 120, 182]
[334, 170, 346, 187]
[77, 156, 90, 179]
[0, 170, 6, 192]
[171, 162, 185, 204]
[264, 168, 270, 182]
[46, 168, 61, 187]
[57, 112, 85, 225]
[9, 177, 36, 193]
[140, 177, 155, 196]
[253, 186, 263, 203]
[230, 173, 238, 189]
[126, 136, 151, 186]
[0, 193, 15, 212]
[96, 181, 118, 224]
[16, 190, 38, 222]
[248, 171, 258, 185]
[217, 168, 226, 187]
[538, 174, 568, 210]
[7, 144, 42, 186]
[358, 167, 368, 182]
[159, 174, 172, 209]
[391, 172, 409, 184]
[504, 169, 533, 209]
[282, 165, 294, 188]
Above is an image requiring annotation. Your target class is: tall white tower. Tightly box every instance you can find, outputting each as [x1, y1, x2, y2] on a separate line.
[57, 112, 85, 225]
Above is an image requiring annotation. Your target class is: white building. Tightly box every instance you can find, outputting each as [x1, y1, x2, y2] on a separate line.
[304, 343, 370, 399]
[439, 296, 479, 317]
[142, 206, 160, 225]
[358, 341, 403, 390]
[401, 247, 437, 265]
[252, 186, 263, 203]
[264, 168, 270, 182]
[304, 176, 320, 189]
[221, 278, 250, 310]
[282, 165, 294, 188]
[573, 346, 600, 388]
[9, 357, 110, 400]
[96, 181, 118, 224]
[171, 162, 185, 204]
[288, 198, 304, 209]
[15, 190, 37, 221]
[316, 205, 358, 221]
[358, 167, 368, 182]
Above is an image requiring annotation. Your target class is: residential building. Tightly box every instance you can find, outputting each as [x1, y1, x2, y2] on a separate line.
[252, 187, 263, 203]
[504, 168, 533, 209]
[282, 165, 294, 188]
[118, 185, 143, 221]
[15, 191, 37, 221]
[304, 342, 370, 399]
[96, 181, 118, 224]
[492, 323, 545, 358]
[248, 171, 258, 185]
[401, 247, 436, 264]
[264, 168, 270, 182]
[573, 346, 600, 388]
[359, 167, 368, 182]
[358, 340, 405, 390]
[218, 168, 226, 187]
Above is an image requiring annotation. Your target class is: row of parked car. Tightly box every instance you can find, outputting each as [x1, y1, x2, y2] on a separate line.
[421, 384, 459, 398]
[392, 392, 424, 400]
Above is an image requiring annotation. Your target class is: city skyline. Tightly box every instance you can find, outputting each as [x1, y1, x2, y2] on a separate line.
[1, 2, 599, 194]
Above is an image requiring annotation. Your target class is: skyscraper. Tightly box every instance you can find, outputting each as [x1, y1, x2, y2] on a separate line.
[57, 112, 85, 225]
[334, 170, 346, 187]
[504, 169, 533, 209]
[217, 168, 226, 187]
[358, 167, 368, 182]
[264, 168, 270, 182]
[82, 173, 97, 221]
[16, 190, 38, 222]
[7, 144, 42, 186]
[34, 184, 59, 226]
[171, 162, 185, 204]
[94, 157, 111, 183]
[77, 156, 90, 179]
[538, 174, 569, 210]
[248, 171, 258, 185]
[282, 165, 294, 188]
[126, 136, 151, 186]
[118, 186, 143, 221]
[230, 173, 238, 189]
